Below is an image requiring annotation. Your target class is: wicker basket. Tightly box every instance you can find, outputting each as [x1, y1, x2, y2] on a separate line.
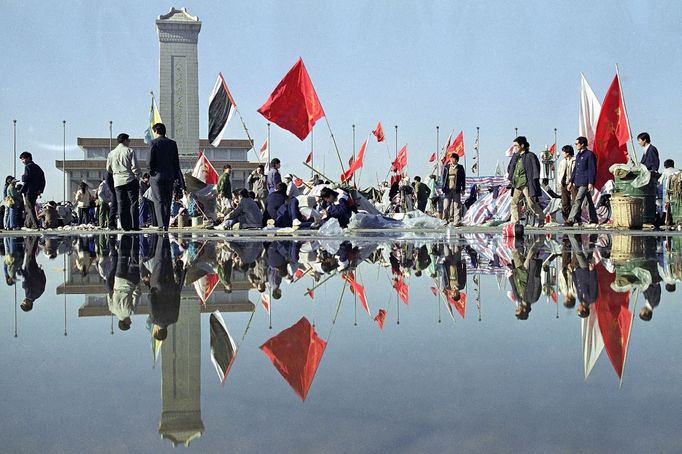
[611, 234, 657, 264]
[611, 195, 643, 229]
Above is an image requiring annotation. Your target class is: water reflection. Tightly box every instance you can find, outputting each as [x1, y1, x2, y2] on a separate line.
[2, 231, 680, 447]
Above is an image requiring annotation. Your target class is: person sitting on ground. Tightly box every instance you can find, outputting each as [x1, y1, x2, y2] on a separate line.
[221, 188, 263, 229]
[275, 194, 313, 228]
[263, 182, 287, 226]
[283, 174, 301, 198]
[37, 201, 59, 229]
[320, 187, 352, 228]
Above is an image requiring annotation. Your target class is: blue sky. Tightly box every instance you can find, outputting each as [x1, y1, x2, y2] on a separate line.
[1, 0, 680, 200]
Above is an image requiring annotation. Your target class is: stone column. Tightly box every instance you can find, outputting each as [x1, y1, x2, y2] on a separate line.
[156, 8, 201, 162]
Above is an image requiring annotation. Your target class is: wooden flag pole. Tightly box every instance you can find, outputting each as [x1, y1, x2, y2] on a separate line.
[302, 162, 337, 185]
[615, 63, 639, 164]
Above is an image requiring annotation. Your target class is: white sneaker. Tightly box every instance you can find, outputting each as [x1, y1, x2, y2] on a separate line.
[585, 223, 599, 228]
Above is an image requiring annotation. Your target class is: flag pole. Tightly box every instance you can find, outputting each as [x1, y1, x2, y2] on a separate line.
[303, 162, 337, 185]
[352, 124, 356, 187]
[323, 116, 347, 176]
[267, 123, 271, 166]
[394, 125, 398, 160]
[435, 126, 440, 177]
[13, 119, 17, 177]
[475, 126, 480, 177]
[63, 120, 67, 203]
[310, 127, 314, 179]
[615, 63, 639, 164]
[233, 104, 255, 156]
[620, 289, 638, 389]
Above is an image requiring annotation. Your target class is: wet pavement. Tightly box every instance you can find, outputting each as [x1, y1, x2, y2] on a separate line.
[1, 232, 681, 453]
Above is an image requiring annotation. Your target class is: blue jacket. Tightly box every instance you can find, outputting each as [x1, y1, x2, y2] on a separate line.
[326, 198, 352, 227]
[571, 148, 596, 186]
[441, 163, 466, 195]
[641, 145, 660, 173]
[263, 191, 285, 225]
[21, 161, 46, 195]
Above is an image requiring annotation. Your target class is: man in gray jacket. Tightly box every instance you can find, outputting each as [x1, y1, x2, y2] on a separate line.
[221, 188, 263, 229]
[106, 133, 141, 231]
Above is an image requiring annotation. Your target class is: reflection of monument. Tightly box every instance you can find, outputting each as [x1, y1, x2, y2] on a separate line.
[158, 298, 204, 446]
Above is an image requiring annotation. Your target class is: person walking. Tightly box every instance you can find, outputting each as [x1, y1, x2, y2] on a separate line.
[217, 164, 232, 199]
[106, 133, 141, 231]
[413, 176, 431, 213]
[441, 154, 466, 225]
[507, 136, 544, 227]
[557, 145, 576, 223]
[75, 181, 92, 225]
[18, 151, 45, 230]
[566, 136, 598, 227]
[148, 123, 185, 231]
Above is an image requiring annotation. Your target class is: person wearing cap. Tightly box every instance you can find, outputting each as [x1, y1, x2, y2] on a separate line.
[283, 174, 301, 198]
[106, 132, 141, 231]
[320, 187, 352, 228]
[217, 164, 232, 199]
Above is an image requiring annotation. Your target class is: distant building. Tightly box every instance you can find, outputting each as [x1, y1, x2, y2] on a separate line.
[55, 137, 257, 198]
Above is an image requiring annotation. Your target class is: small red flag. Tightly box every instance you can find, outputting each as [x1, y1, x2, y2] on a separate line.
[391, 145, 408, 172]
[343, 272, 370, 316]
[372, 122, 385, 142]
[305, 288, 315, 299]
[374, 309, 387, 330]
[430, 286, 438, 296]
[447, 291, 466, 319]
[305, 151, 313, 164]
[257, 58, 325, 141]
[549, 143, 556, 156]
[260, 293, 271, 315]
[392, 277, 409, 305]
[294, 178, 304, 188]
[294, 269, 304, 279]
[428, 152, 436, 163]
[259, 138, 269, 161]
[593, 74, 630, 190]
[341, 138, 368, 183]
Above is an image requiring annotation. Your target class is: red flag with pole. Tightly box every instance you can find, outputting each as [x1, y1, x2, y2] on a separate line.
[257, 58, 325, 141]
[305, 151, 313, 164]
[391, 145, 408, 172]
[595, 262, 631, 379]
[443, 130, 464, 162]
[549, 143, 556, 156]
[341, 138, 368, 183]
[392, 277, 409, 305]
[374, 309, 387, 330]
[372, 122, 385, 142]
[428, 152, 436, 163]
[593, 74, 630, 189]
[342, 271, 370, 316]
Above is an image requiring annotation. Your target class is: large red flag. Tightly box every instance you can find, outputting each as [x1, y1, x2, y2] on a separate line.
[257, 58, 325, 141]
[593, 74, 630, 189]
[391, 145, 408, 172]
[372, 122, 385, 142]
[341, 138, 368, 183]
[448, 130, 465, 157]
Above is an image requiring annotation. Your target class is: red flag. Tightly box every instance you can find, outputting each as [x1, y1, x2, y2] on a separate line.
[257, 58, 325, 141]
[305, 288, 315, 299]
[392, 277, 409, 305]
[430, 286, 438, 296]
[593, 74, 630, 189]
[343, 271, 370, 316]
[259, 138, 269, 161]
[294, 178, 304, 188]
[595, 262, 632, 379]
[428, 152, 436, 163]
[260, 293, 271, 314]
[372, 122, 385, 142]
[447, 291, 466, 319]
[305, 151, 313, 164]
[341, 138, 368, 183]
[294, 269, 304, 279]
[191, 151, 219, 185]
[391, 145, 408, 172]
[260, 317, 326, 401]
[193, 273, 219, 304]
[447, 130, 465, 157]
[374, 309, 387, 330]
[549, 143, 556, 156]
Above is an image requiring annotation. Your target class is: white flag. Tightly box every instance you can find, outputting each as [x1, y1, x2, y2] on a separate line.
[579, 73, 602, 148]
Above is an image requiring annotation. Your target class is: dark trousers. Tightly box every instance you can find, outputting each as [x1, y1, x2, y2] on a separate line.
[115, 180, 140, 231]
[22, 193, 39, 229]
[417, 199, 428, 212]
[151, 179, 174, 229]
[78, 207, 89, 225]
[560, 184, 576, 221]
[108, 196, 118, 229]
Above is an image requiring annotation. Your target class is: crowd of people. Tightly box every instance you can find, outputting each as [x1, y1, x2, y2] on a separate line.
[1, 129, 677, 232]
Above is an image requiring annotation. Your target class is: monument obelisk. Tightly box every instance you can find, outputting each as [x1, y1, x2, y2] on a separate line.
[156, 7, 201, 161]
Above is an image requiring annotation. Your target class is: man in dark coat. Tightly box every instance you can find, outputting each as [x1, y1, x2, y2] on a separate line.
[413, 176, 431, 213]
[19, 236, 46, 312]
[509, 237, 543, 320]
[507, 136, 544, 226]
[19, 151, 45, 229]
[566, 136, 598, 226]
[149, 235, 183, 340]
[637, 132, 660, 174]
[320, 187, 352, 228]
[263, 182, 287, 226]
[441, 154, 466, 225]
[148, 123, 185, 230]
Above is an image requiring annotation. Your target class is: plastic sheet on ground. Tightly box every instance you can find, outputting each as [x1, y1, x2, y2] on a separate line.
[347, 213, 403, 230]
[319, 218, 344, 236]
[401, 211, 446, 229]
[609, 163, 651, 188]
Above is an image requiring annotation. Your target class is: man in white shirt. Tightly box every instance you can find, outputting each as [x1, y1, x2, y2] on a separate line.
[283, 174, 301, 198]
[557, 145, 576, 223]
[106, 133, 141, 231]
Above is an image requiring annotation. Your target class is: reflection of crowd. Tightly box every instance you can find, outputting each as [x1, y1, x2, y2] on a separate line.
[3, 232, 680, 329]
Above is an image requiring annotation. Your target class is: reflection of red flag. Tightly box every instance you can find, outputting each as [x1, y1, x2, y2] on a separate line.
[343, 271, 370, 316]
[260, 293, 271, 314]
[374, 309, 387, 330]
[257, 58, 325, 141]
[305, 151, 313, 164]
[341, 138, 368, 183]
[392, 277, 409, 304]
[305, 288, 315, 299]
[260, 317, 326, 401]
[372, 122, 385, 142]
[391, 145, 408, 172]
[447, 291, 466, 319]
[428, 152, 436, 163]
[593, 74, 630, 189]
[595, 262, 632, 379]
[194, 273, 219, 304]
[294, 269, 304, 279]
[430, 286, 438, 296]
[551, 290, 558, 303]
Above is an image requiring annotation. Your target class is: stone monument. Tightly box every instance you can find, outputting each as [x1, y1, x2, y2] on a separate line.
[156, 7, 201, 158]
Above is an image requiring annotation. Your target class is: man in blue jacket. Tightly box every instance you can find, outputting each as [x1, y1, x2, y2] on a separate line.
[637, 132, 660, 174]
[19, 151, 45, 230]
[566, 136, 598, 226]
[320, 187, 352, 228]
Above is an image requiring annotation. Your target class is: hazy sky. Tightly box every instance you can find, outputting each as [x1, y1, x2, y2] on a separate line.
[1, 0, 680, 200]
